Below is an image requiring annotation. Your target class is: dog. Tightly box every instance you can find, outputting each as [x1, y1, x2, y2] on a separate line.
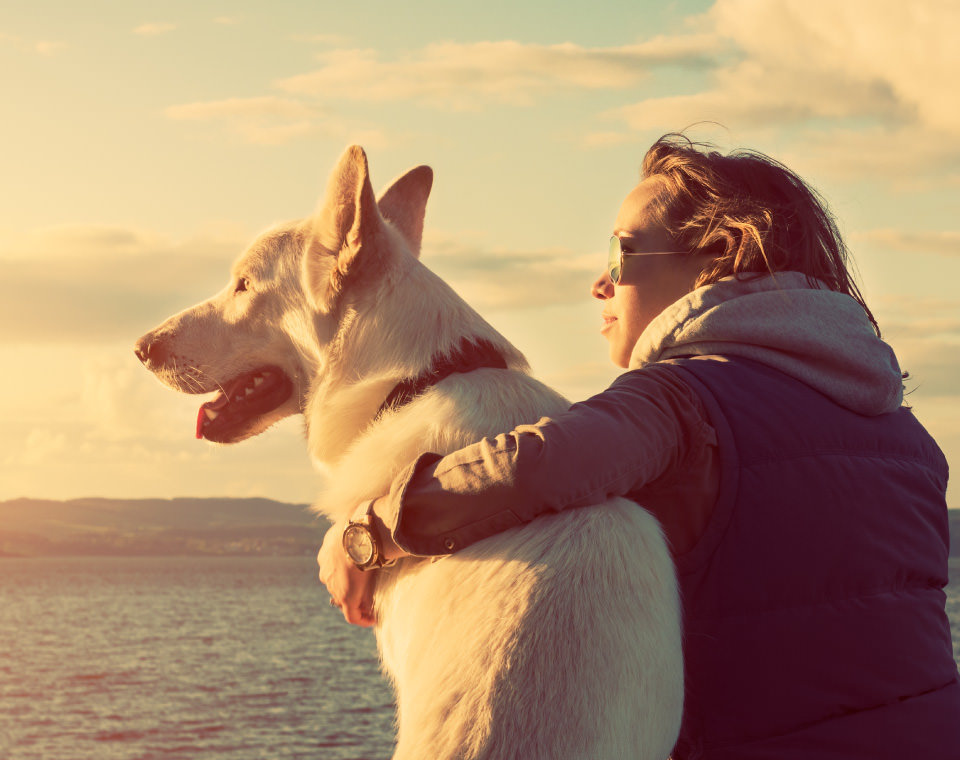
[135, 146, 683, 759]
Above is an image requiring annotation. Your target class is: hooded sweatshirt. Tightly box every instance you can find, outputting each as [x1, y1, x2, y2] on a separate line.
[630, 271, 903, 413]
[383, 272, 909, 556]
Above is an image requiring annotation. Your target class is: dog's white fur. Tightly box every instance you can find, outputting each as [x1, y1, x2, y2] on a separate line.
[137, 147, 683, 759]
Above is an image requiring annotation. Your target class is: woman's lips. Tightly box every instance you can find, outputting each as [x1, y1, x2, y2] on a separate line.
[601, 313, 616, 334]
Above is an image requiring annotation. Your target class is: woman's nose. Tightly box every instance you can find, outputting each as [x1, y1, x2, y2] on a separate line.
[591, 270, 614, 300]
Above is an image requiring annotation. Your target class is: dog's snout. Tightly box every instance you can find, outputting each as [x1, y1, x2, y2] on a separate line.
[135, 334, 168, 366]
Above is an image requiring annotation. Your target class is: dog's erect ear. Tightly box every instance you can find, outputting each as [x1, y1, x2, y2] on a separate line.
[306, 145, 385, 309]
[315, 145, 382, 271]
[377, 165, 433, 258]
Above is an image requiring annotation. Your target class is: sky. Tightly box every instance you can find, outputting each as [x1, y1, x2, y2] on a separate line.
[1, 0, 958, 507]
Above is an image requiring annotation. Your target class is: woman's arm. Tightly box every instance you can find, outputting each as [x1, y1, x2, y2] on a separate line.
[322, 363, 716, 623]
[381, 363, 715, 555]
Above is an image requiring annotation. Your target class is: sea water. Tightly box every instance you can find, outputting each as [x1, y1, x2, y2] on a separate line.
[0, 557, 394, 760]
[2, 556, 959, 760]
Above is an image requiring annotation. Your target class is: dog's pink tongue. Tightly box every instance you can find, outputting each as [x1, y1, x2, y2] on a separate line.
[196, 392, 229, 439]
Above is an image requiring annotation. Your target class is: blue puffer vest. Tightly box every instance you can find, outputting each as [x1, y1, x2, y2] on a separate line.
[663, 356, 958, 759]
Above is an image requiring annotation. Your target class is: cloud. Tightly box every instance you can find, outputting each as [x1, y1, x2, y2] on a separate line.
[166, 97, 317, 122]
[877, 294, 960, 338]
[0, 220, 553, 347]
[423, 231, 599, 309]
[0, 222, 600, 345]
[165, 96, 323, 144]
[168, 34, 719, 142]
[133, 23, 176, 37]
[595, 0, 960, 169]
[897, 341, 960, 400]
[873, 294, 960, 399]
[709, 0, 958, 135]
[0, 226, 246, 343]
[856, 229, 960, 258]
[1, 225, 166, 261]
[164, 95, 390, 146]
[774, 125, 960, 186]
[291, 33, 352, 46]
[13, 429, 68, 467]
[0, 344, 317, 501]
[276, 36, 722, 110]
[155, 1, 957, 179]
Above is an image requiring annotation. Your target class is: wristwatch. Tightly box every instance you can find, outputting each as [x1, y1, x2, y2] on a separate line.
[342, 500, 391, 571]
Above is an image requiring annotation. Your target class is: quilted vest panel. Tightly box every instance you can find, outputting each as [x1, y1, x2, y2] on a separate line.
[664, 356, 958, 759]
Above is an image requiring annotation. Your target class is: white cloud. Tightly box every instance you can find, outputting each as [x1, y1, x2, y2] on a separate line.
[155, 1, 957, 177]
[164, 95, 392, 146]
[165, 96, 324, 144]
[162, 32, 712, 143]
[0, 225, 246, 343]
[856, 229, 960, 258]
[423, 230, 599, 309]
[9, 429, 68, 467]
[708, 0, 957, 133]
[166, 96, 317, 122]
[876, 294, 960, 338]
[291, 33, 352, 46]
[0, 344, 318, 502]
[276, 36, 722, 110]
[0, 220, 597, 344]
[597, 0, 960, 173]
[133, 23, 176, 36]
[871, 293, 960, 400]
[0, 225, 166, 261]
[773, 125, 960, 186]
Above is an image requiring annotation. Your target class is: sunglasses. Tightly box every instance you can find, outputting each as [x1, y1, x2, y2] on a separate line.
[607, 236, 683, 285]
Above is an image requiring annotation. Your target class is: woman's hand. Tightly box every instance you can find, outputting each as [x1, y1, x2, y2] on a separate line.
[317, 518, 378, 627]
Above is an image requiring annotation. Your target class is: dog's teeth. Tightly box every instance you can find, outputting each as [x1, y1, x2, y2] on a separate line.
[253, 376, 264, 387]
[204, 409, 219, 421]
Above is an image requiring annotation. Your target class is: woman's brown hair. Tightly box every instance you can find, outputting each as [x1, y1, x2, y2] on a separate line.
[641, 133, 879, 336]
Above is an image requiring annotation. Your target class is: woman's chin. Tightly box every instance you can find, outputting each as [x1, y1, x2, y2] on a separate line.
[605, 338, 632, 369]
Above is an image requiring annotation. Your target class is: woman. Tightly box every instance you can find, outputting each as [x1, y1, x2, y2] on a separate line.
[319, 134, 959, 757]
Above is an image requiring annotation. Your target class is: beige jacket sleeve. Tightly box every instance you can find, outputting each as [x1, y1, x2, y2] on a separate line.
[380, 363, 718, 556]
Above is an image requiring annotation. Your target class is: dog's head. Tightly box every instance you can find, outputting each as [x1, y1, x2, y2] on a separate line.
[135, 146, 434, 445]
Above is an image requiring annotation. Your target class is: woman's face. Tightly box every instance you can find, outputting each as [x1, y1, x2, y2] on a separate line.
[592, 177, 708, 368]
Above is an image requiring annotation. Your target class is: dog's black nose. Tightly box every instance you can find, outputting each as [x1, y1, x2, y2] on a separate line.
[135, 335, 165, 365]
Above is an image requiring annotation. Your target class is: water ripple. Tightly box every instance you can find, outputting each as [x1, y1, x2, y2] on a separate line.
[0, 556, 396, 760]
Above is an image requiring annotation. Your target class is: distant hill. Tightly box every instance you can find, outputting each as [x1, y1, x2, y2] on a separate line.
[0, 497, 324, 558]
[2, 498, 957, 559]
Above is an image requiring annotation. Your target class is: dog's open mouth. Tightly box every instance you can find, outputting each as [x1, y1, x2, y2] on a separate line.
[196, 366, 294, 443]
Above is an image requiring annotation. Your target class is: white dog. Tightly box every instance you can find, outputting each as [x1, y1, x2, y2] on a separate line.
[135, 147, 683, 759]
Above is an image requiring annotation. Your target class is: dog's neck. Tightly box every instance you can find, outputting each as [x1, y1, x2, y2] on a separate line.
[375, 338, 507, 420]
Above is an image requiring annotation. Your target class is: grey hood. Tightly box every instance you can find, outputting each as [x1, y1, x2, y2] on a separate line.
[629, 272, 904, 415]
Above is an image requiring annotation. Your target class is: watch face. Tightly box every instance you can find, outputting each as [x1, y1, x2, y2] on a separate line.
[343, 524, 375, 566]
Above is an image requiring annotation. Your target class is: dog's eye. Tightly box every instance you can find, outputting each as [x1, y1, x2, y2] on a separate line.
[235, 278, 249, 293]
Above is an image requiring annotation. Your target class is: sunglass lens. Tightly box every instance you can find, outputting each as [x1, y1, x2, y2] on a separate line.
[607, 236, 622, 284]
